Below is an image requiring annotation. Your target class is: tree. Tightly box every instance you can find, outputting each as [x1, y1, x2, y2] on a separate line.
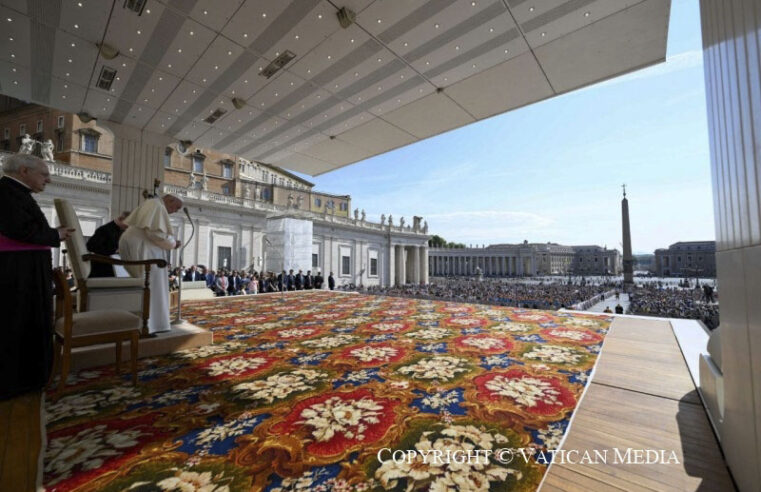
[428, 235, 447, 248]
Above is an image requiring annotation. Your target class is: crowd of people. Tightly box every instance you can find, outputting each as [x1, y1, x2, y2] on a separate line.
[364, 278, 612, 310]
[168, 265, 337, 296]
[627, 284, 720, 329]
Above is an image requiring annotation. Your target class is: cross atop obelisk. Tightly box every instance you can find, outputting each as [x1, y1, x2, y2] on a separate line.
[621, 185, 633, 287]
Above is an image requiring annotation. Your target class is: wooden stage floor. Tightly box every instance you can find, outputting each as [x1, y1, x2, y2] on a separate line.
[541, 317, 735, 491]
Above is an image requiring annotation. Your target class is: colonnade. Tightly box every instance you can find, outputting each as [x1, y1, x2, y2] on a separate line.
[392, 244, 429, 285]
[428, 254, 535, 276]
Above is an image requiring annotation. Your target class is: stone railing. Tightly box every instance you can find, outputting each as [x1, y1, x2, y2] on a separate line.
[163, 183, 428, 236]
[0, 150, 112, 184]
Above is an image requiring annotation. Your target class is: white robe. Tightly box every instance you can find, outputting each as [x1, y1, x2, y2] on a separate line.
[119, 198, 175, 334]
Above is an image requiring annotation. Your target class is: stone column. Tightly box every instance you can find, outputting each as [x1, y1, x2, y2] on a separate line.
[420, 246, 428, 284]
[412, 247, 421, 284]
[395, 245, 405, 286]
[104, 122, 173, 215]
[388, 242, 396, 287]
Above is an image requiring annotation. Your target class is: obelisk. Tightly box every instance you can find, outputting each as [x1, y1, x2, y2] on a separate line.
[621, 185, 634, 287]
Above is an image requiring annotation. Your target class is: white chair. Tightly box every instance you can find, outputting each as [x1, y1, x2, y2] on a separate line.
[51, 268, 141, 395]
[54, 198, 167, 337]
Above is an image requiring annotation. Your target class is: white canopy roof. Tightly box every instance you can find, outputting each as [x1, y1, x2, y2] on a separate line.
[0, 0, 670, 175]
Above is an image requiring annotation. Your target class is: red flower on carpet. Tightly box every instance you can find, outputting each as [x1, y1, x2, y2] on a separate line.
[198, 353, 277, 381]
[270, 389, 399, 456]
[338, 343, 407, 366]
[540, 327, 603, 345]
[473, 369, 576, 416]
[453, 334, 514, 354]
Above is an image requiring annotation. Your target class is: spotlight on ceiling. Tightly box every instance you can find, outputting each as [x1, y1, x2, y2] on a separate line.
[336, 7, 356, 28]
[231, 97, 246, 110]
[98, 42, 120, 60]
[77, 112, 96, 123]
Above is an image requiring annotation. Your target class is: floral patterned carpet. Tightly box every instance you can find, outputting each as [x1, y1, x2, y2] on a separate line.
[44, 291, 612, 491]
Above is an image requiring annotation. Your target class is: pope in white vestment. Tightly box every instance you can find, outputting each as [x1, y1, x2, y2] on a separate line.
[119, 195, 182, 334]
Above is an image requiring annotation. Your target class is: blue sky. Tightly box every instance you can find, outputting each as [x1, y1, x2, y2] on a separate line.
[304, 0, 712, 254]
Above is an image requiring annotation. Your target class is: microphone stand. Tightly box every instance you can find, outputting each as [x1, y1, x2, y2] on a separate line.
[172, 207, 196, 325]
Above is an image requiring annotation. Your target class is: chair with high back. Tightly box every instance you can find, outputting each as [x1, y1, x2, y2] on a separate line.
[51, 268, 141, 394]
[54, 198, 167, 337]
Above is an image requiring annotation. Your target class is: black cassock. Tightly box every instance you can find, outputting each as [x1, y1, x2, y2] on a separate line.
[86, 221, 122, 277]
[0, 176, 61, 399]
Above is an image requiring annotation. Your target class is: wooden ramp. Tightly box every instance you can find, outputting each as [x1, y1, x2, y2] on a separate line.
[541, 317, 734, 491]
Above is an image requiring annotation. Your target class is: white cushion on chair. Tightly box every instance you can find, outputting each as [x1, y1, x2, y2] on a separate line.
[87, 277, 144, 288]
[56, 310, 141, 338]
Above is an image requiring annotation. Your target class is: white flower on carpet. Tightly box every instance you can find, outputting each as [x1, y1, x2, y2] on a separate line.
[406, 328, 452, 340]
[339, 317, 367, 325]
[344, 369, 376, 383]
[375, 425, 520, 491]
[523, 345, 584, 364]
[45, 425, 143, 484]
[448, 318, 481, 327]
[389, 380, 409, 389]
[421, 390, 460, 410]
[311, 313, 343, 319]
[547, 329, 593, 341]
[483, 355, 511, 366]
[46, 385, 141, 423]
[153, 387, 200, 406]
[301, 334, 358, 349]
[479, 309, 506, 317]
[372, 322, 406, 332]
[461, 337, 504, 350]
[297, 396, 384, 442]
[563, 317, 602, 328]
[206, 356, 269, 377]
[175, 342, 244, 360]
[412, 313, 442, 321]
[195, 414, 262, 448]
[233, 370, 327, 403]
[492, 323, 534, 333]
[515, 313, 547, 321]
[349, 345, 398, 362]
[270, 467, 333, 491]
[484, 375, 561, 408]
[399, 356, 469, 381]
[537, 423, 565, 450]
[258, 322, 288, 330]
[156, 470, 231, 491]
[386, 310, 408, 316]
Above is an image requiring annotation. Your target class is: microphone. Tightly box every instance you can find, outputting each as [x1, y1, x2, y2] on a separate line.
[183, 206, 192, 222]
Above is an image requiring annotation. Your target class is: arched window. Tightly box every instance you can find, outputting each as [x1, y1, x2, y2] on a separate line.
[164, 147, 172, 168]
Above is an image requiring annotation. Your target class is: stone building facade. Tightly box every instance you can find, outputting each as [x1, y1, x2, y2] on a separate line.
[0, 104, 428, 288]
[654, 241, 717, 277]
[429, 242, 622, 277]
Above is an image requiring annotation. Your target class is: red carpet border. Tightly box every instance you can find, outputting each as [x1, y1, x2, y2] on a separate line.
[44, 291, 612, 491]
